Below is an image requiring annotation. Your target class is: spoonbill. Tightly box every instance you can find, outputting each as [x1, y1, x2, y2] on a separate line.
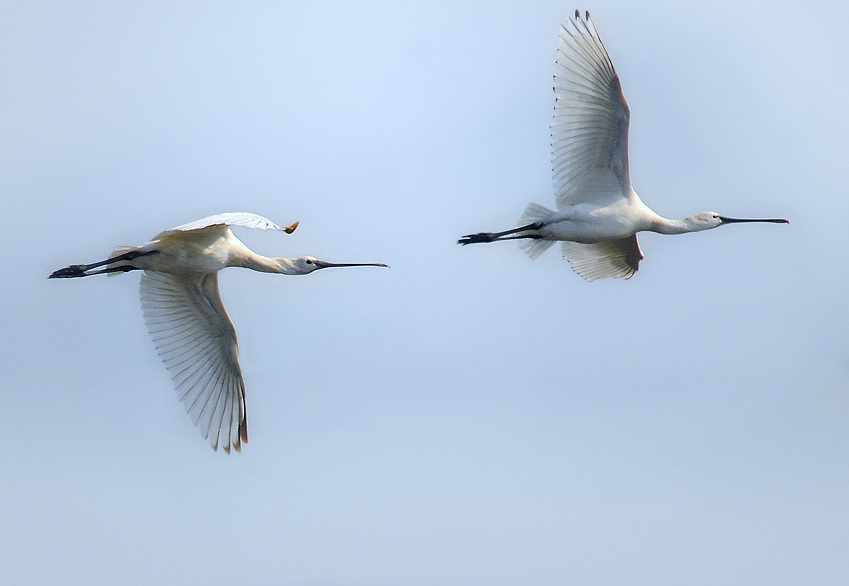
[459, 11, 788, 280]
[50, 212, 388, 452]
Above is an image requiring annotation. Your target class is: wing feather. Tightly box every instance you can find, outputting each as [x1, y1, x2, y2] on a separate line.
[140, 270, 247, 452]
[561, 235, 643, 281]
[553, 12, 632, 209]
[170, 212, 289, 233]
[148, 212, 297, 245]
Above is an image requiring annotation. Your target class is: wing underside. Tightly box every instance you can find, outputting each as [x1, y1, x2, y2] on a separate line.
[561, 235, 643, 281]
[553, 12, 631, 208]
[140, 270, 247, 452]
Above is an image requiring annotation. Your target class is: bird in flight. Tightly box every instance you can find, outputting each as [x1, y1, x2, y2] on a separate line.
[50, 212, 388, 452]
[459, 11, 787, 280]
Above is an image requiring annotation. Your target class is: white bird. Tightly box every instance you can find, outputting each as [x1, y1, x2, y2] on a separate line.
[50, 212, 388, 452]
[459, 11, 787, 281]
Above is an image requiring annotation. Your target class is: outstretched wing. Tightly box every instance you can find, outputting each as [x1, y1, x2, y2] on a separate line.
[171, 212, 293, 233]
[140, 270, 248, 452]
[148, 212, 298, 246]
[553, 11, 632, 209]
[561, 235, 643, 281]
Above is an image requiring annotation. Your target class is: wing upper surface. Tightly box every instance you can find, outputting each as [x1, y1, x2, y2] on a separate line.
[170, 212, 287, 233]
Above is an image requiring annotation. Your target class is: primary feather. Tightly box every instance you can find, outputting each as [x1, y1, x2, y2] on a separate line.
[140, 271, 248, 453]
[169, 212, 292, 233]
[553, 11, 632, 208]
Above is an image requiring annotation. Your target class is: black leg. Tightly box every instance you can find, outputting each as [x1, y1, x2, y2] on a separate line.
[88, 265, 141, 275]
[49, 249, 159, 278]
[458, 222, 542, 245]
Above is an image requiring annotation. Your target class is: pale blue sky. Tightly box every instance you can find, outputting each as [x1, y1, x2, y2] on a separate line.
[2, 1, 848, 584]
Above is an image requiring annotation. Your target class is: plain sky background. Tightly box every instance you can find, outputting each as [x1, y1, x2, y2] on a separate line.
[2, 0, 848, 584]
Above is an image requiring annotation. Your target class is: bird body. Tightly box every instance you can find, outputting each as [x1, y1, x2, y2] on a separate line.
[103, 213, 300, 276]
[50, 212, 388, 452]
[531, 197, 651, 244]
[459, 11, 787, 280]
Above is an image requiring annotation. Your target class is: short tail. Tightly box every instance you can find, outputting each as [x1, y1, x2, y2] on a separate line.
[520, 202, 554, 224]
[518, 203, 555, 259]
[105, 246, 140, 277]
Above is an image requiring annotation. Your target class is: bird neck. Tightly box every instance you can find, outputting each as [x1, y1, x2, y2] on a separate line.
[651, 216, 700, 235]
[237, 253, 299, 274]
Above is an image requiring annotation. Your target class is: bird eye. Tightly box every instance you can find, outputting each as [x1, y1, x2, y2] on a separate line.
[305, 259, 313, 264]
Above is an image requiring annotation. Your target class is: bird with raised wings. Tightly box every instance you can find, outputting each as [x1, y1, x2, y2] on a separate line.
[50, 212, 388, 452]
[459, 11, 787, 280]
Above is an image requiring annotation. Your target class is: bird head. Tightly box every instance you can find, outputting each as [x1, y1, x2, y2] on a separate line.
[290, 256, 389, 275]
[688, 212, 789, 232]
[290, 256, 322, 274]
[687, 212, 725, 231]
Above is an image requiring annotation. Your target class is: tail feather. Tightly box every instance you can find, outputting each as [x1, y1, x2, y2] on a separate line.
[520, 202, 554, 224]
[110, 245, 138, 258]
[106, 246, 140, 277]
[518, 203, 554, 259]
[520, 238, 556, 259]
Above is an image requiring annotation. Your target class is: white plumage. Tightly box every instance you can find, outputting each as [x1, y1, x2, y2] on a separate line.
[460, 11, 787, 280]
[168, 212, 294, 234]
[50, 212, 388, 452]
[140, 271, 246, 453]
